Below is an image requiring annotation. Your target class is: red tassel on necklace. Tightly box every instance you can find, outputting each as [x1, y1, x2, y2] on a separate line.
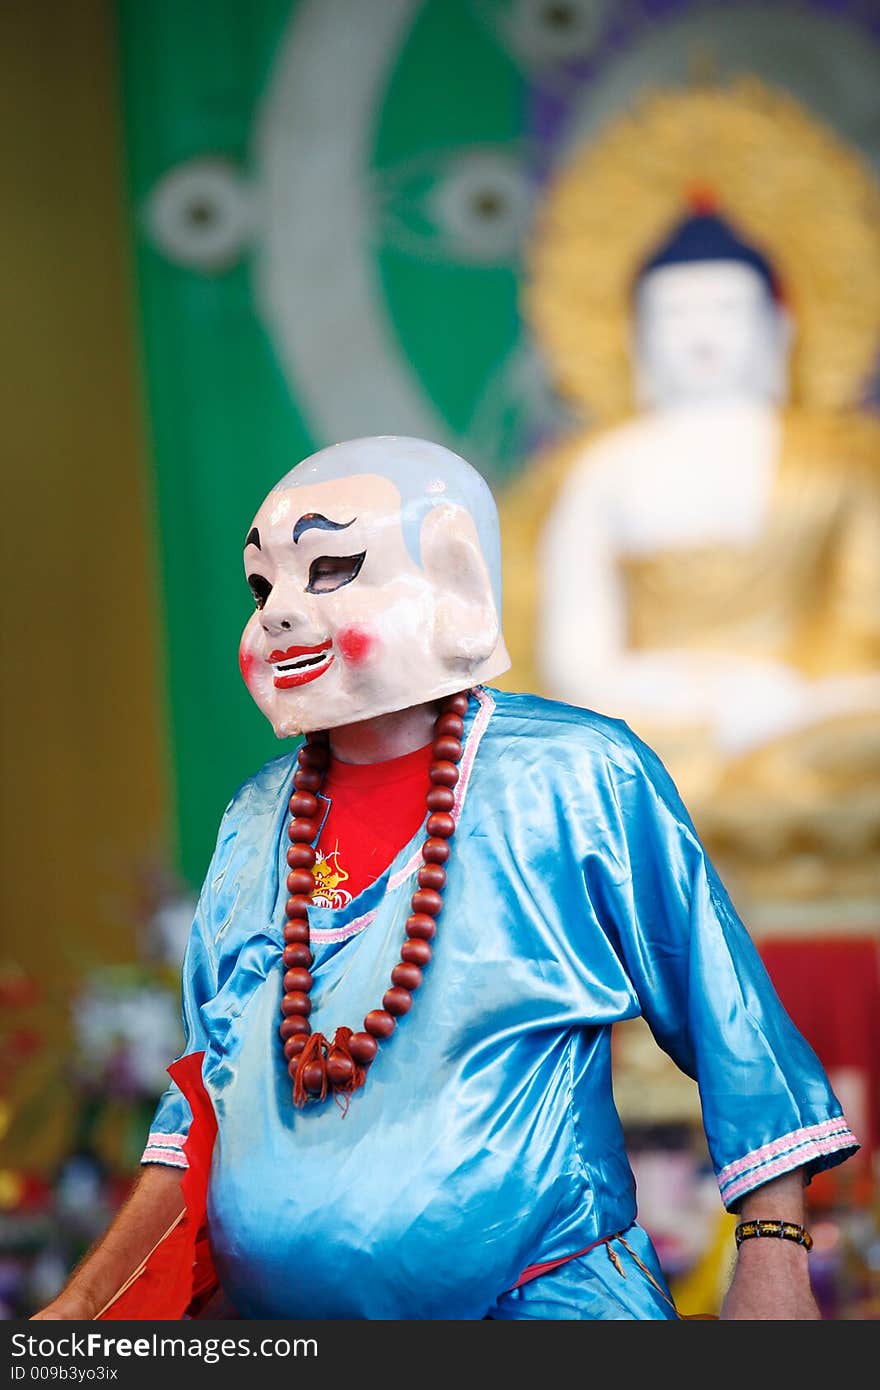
[292, 1031, 329, 1108]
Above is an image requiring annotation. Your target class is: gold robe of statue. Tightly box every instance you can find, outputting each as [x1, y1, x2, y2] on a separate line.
[618, 409, 880, 897]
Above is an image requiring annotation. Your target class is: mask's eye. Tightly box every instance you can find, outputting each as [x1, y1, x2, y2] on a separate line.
[247, 573, 273, 609]
[306, 552, 366, 595]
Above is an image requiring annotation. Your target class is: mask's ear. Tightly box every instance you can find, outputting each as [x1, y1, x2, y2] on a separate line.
[419, 503, 500, 668]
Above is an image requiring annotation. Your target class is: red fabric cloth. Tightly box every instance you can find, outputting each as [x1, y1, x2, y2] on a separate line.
[758, 936, 880, 1165]
[513, 1238, 607, 1289]
[98, 1052, 217, 1320]
[314, 742, 433, 901]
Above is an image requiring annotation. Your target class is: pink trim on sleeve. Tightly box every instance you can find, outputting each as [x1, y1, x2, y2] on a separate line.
[141, 1131, 190, 1169]
[718, 1119, 858, 1206]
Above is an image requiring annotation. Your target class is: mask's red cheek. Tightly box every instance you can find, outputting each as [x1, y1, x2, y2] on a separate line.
[238, 639, 256, 685]
[337, 625, 375, 666]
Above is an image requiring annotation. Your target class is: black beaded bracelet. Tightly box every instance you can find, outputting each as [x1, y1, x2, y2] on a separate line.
[734, 1219, 813, 1251]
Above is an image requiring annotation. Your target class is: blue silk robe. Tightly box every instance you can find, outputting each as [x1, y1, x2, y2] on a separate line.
[144, 688, 857, 1319]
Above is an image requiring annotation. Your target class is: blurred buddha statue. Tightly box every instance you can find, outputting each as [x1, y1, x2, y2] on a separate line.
[537, 202, 880, 857]
[502, 84, 880, 914]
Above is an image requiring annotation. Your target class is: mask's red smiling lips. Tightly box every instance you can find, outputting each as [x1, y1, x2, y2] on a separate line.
[268, 639, 334, 689]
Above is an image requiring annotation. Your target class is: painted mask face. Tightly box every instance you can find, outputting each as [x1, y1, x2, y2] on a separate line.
[239, 437, 510, 735]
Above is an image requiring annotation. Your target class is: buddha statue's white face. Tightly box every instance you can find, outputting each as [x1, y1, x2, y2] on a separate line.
[633, 261, 791, 410]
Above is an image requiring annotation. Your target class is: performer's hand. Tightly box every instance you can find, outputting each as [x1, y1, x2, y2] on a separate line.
[30, 1166, 184, 1321]
[30, 1290, 98, 1320]
[719, 1235, 821, 1320]
[719, 1168, 820, 1320]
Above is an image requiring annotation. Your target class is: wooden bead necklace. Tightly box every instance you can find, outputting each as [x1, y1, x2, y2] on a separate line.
[279, 690, 468, 1108]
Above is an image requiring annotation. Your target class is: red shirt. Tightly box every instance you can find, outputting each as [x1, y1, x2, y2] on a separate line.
[311, 742, 434, 907]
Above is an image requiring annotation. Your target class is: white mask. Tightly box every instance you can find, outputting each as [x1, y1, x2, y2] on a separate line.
[238, 436, 511, 736]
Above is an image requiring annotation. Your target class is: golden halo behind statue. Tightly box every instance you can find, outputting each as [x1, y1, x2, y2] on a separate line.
[523, 77, 880, 421]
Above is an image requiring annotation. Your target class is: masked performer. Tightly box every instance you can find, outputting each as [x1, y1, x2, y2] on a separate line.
[35, 436, 857, 1321]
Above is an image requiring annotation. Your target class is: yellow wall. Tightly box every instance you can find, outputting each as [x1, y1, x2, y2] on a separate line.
[0, 0, 169, 1169]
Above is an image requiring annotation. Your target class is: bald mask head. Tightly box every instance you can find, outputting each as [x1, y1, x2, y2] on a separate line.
[238, 436, 510, 736]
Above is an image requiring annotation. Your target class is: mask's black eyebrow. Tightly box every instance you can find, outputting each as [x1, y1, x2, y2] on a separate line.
[293, 514, 356, 544]
[244, 526, 261, 550]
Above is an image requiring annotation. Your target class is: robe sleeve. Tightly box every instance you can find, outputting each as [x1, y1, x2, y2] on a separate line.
[139, 806, 235, 1171]
[592, 725, 860, 1211]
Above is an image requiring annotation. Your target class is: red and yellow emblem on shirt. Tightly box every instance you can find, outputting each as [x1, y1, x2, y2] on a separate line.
[311, 845, 352, 909]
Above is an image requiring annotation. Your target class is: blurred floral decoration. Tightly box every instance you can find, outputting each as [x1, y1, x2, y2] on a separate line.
[0, 862, 194, 1318]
